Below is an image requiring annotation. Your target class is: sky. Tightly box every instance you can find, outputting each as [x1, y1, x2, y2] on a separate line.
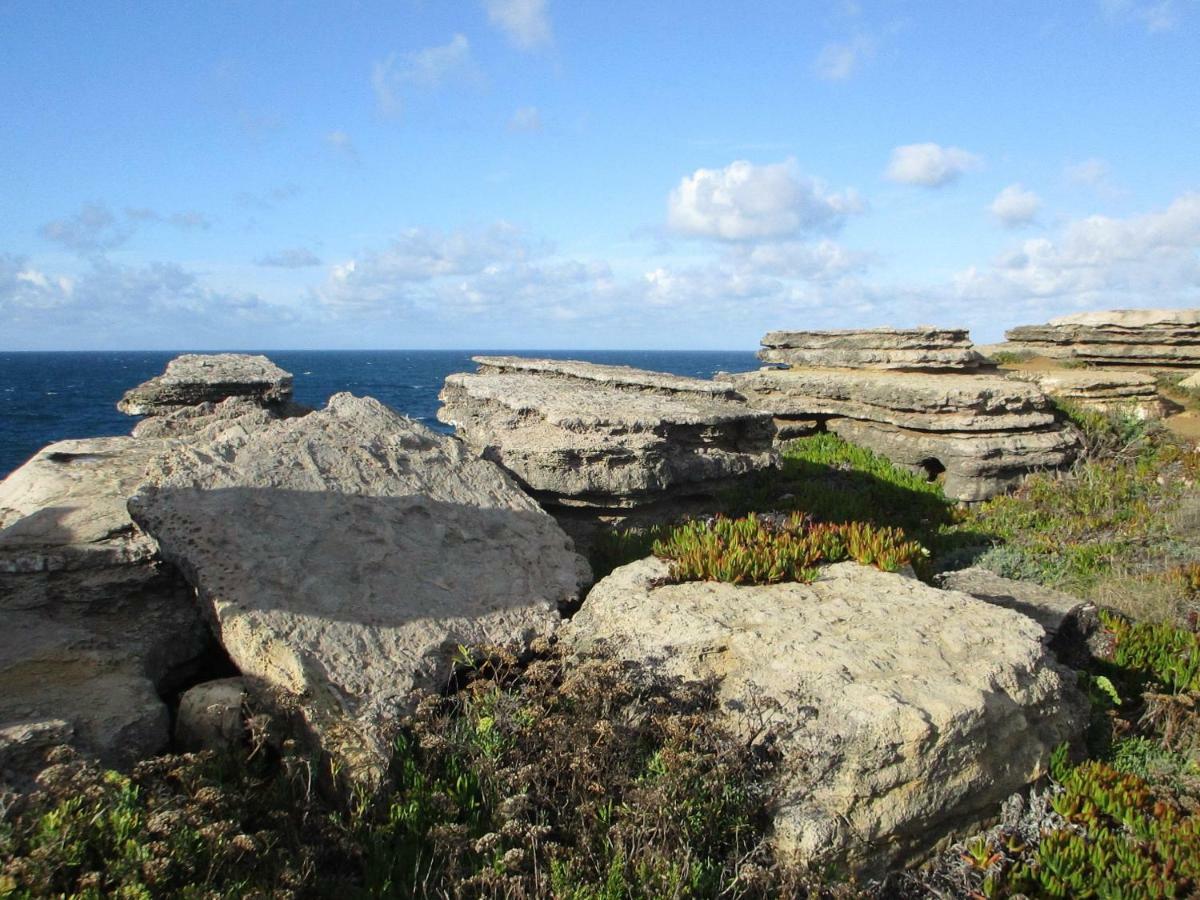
[1, 0, 1198, 350]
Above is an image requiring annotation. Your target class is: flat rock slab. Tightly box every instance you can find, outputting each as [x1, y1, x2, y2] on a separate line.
[1006, 369, 1167, 420]
[759, 327, 989, 371]
[439, 358, 777, 506]
[565, 558, 1085, 873]
[728, 368, 1058, 432]
[118, 353, 293, 415]
[1006, 309, 1200, 367]
[129, 392, 588, 780]
[935, 567, 1084, 638]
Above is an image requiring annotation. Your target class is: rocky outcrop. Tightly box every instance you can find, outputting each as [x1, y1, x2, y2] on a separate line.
[1006, 309, 1200, 367]
[0, 438, 212, 774]
[729, 363, 1079, 502]
[118, 353, 294, 416]
[175, 678, 248, 753]
[760, 327, 991, 371]
[128, 392, 588, 782]
[437, 356, 778, 510]
[1005, 368, 1169, 420]
[564, 557, 1086, 874]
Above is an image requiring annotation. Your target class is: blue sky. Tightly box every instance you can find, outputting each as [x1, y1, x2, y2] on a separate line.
[2, 0, 1198, 350]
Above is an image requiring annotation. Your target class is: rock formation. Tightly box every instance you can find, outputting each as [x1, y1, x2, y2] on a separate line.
[118, 353, 294, 415]
[437, 356, 778, 513]
[1005, 308, 1200, 367]
[564, 557, 1086, 873]
[1005, 368, 1169, 420]
[128, 392, 589, 782]
[729, 332, 1080, 502]
[760, 327, 992, 371]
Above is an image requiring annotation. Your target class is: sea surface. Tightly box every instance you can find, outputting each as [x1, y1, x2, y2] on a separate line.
[0, 350, 761, 479]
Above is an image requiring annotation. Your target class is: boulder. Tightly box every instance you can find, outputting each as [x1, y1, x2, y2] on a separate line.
[175, 678, 248, 753]
[935, 567, 1085, 638]
[1005, 368, 1168, 420]
[0, 438, 213, 776]
[128, 392, 588, 782]
[1006, 309, 1200, 367]
[760, 327, 991, 371]
[564, 557, 1086, 873]
[118, 353, 293, 416]
[437, 356, 778, 510]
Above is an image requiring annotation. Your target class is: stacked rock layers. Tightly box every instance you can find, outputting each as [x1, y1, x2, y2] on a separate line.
[1005, 308, 1200, 367]
[760, 327, 992, 371]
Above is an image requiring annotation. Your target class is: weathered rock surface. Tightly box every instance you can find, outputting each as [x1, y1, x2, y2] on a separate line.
[1179, 371, 1200, 391]
[564, 557, 1086, 873]
[438, 356, 777, 509]
[175, 678, 248, 753]
[1006, 309, 1200, 367]
[0, 438, 211, 774]
[118, 353, 293, 416]
[1005, 368, 1168, 420]
[935, 567, 1085, 638]
[760, 327, 991, 371]
[128, 392, 588, 780]
[728, 366, 1079, 502]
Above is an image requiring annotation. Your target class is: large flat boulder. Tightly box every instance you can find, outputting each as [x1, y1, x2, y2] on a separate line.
[564, 557, 1086, 873]
[438, 357, 777, 509]
[760, 327, 991, 371]
[118, 353, 293, 416]
[128, 392, 588, 781]
[1006, 309, 1200, 367]
[1005, 368, 1168, 420]
[0, 438, 212, 777]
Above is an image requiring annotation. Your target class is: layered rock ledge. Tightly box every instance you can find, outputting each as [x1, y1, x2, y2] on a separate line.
[1005, 308, 1200, 367]
[760, 327, 992, 371]
[437, 356, 778, 511]
[565, 557, 1086, 873]
[1005, 368, 1169, 420]
[118, 353, 294, 416]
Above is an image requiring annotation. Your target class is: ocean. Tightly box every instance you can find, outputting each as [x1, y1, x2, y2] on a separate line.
[0, 350, 762, 479]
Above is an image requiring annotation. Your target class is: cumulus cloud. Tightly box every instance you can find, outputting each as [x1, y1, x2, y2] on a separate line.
[989, 184, 1042, 227]
[813, 36, 875, 80]
[255, 247, 322, 268]
[483, 0, 552, 50]
[39, 203, 131, 253]
[508, 106, 543, 132]
[667, 159, 863, 241]
[885, 143, 982, 187]
[372, 35, 475, 117]
[955, 192, 1200, 308]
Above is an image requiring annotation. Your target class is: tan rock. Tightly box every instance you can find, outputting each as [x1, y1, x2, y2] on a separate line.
[118, 353, 293, 416]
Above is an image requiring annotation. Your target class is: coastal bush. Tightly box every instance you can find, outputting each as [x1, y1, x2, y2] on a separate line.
[652, 512, 923, 585]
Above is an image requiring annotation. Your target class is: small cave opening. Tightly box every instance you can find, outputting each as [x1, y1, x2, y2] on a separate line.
[918, 457, 947, 482]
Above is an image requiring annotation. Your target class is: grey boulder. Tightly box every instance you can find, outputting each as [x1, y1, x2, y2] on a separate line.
[118, 353, 293, 416]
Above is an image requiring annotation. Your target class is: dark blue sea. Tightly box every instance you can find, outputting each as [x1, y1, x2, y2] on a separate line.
[0, 350, 761, 479]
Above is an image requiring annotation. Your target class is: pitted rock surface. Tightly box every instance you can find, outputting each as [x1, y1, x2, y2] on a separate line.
[118, 353, 293, 415]
[1006, 308, 1200, 366]
[438, 357, 777, 508]
[564, 557, 1086, 873]
[760, 327, 990, 371]
[128, 392, 588, 781]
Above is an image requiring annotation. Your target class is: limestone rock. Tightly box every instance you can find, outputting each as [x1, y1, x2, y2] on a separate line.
[1005, 368, 1168, 420]
[564, 557, 1086, 873]
[760, 327, 990, 371]
[1180, 371, 1200, 391]
[438, 357, 777, 509]
[176, 678, 248, 753]
[826, 418, 1081, 503]
[118, 353, 293, 416]
[935, 567, 1085, 638]
[128, 392, 588, 781]
[1006, 309, 1200, 367]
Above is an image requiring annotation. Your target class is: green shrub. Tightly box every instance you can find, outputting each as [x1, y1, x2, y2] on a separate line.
[652, 512, 922, 585]
[1100, 610, 1200, 695]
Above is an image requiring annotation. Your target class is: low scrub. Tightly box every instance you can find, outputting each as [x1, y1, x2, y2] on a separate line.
[652, 512, 923, 585]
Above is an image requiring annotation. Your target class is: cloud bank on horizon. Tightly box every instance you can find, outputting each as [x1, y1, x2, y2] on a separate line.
[1, 0, 1198, 350]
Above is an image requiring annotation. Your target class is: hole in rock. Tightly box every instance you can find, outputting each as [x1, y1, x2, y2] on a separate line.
[919, 457, 946, 482]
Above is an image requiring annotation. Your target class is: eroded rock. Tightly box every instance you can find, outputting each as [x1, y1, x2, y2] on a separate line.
[564, 557, 1087, 873]
[118, 353, 293, 416]
[1006, 309, 1200, 367]
[1005, 368, 1169, 420]
[760, 327, 991, 371]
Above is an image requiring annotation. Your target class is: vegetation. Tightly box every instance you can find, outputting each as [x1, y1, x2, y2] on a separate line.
[651, 512, 922, 585]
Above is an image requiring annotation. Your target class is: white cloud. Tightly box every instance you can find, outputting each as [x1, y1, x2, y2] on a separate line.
[255, 248, 322, 268]
[667, 159, 864, 241]
[1065, 157, 1111, 186]
[1099, 0, 1177, 32]
[372, 35, 475, 117]
[884, 143, 982, 187]
[955, 192, 1200, 307]
[508, 106, 543, 132]
[325, 130, 357, 159]
[813, 36, 875, 80]
[483, 0, 552, 50]
[39, 203, 131, 254]
[989, 184, 1042, 227]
